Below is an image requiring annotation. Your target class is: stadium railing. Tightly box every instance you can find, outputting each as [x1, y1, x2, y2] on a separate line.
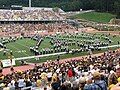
[21, 86, 32, 90]
[21, 86, 41, 90]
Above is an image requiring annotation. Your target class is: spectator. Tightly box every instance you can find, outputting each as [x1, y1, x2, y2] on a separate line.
[0, 49, 120, 90]
[108, 68, 120, 86]
[18, 76, 26, 89]
[51, 78, 60, 90]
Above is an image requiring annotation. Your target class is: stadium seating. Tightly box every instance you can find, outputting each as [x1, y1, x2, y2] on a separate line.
[0, 49, 120, 90]
[0, 9, 65, 21]
[0, 22, 76, 37]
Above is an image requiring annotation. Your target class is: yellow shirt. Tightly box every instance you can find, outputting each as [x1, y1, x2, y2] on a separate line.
[36, 79, 41, 87]
[0, 76, 4, 80]
[117, 77, 120, 82]
[40, 72, 47, 80]
[109, 84, 115, 90]
[52, 73, 57, 82]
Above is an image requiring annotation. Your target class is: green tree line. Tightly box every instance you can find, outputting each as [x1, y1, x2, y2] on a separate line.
[0, 0, 119, 18]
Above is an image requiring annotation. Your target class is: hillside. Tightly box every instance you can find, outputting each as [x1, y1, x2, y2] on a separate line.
[72, 12, 116, 23]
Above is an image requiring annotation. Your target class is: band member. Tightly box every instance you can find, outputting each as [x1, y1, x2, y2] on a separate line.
[0, 60, 3, 69]
[57, 55, 60, 64]
[10, 66, 14, 73]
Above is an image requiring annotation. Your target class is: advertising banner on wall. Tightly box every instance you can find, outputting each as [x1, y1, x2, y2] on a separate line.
[1, 59, 15, 67]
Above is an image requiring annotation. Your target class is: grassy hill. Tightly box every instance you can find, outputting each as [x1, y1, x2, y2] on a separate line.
[72, 12, 116, 23]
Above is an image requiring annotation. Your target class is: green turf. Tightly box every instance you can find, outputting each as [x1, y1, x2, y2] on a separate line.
[0, 38, 36, 59]
[72, 12, 116, 23]
[0, 33, 120, 66]
[39, 38, 52, 50]
[23, 47, 119, 64]
[57, 33, 120, 46]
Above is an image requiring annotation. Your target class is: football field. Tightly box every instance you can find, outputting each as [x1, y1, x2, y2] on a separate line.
[0, 33, 120, 65]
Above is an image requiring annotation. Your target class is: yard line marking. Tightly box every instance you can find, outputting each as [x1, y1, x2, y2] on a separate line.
[2, 44, 120, 61]
[7, 44, 30, 56]
[15, 41, 30, 49]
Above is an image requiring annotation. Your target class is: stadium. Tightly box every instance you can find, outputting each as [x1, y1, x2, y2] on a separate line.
[0, 0, 120, 90]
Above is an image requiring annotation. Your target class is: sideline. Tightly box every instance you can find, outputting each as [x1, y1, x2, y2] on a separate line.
[1, 44, 120, 61]
[2, 48, 120, 75]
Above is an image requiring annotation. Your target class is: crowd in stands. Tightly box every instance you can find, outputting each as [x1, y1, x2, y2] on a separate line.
[0, 22, 76, 37]
[80, 21, 120, 31]
[0, 9, 65, 21]
[0, 49, 120, 90]
[1, 8, 120, 90]
[0, 8, 69, 37]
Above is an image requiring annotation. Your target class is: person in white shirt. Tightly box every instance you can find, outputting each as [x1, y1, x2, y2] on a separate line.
[7, 79, 15, 90]
[18, 77, 26, 88]
[47, 71, 52, 82]
[56, 68, 60, 74]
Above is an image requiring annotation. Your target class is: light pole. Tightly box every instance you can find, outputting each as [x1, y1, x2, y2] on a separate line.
[29, 0, 31, 7]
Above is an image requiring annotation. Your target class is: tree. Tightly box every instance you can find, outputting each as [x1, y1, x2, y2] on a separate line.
[52, 7, 59, 13]
[114, 1, 120, 18]
[0, 0, 119, 17]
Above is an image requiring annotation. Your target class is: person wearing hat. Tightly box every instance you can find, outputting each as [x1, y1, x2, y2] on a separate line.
[79, 77, 86, 90]
[93, 71, 107, 89]
[108, 67, 120, 88]
[84, 71, 107, 90]
[40, 72, 47, 87]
